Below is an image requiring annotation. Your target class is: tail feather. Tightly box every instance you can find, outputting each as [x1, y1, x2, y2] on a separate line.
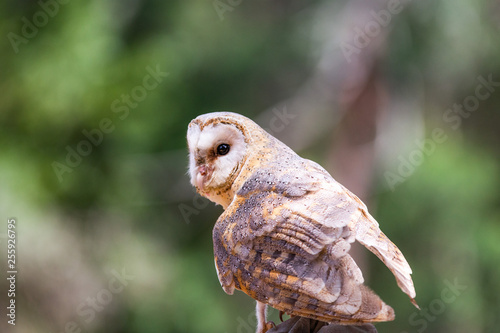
[353, 284, 395, 322]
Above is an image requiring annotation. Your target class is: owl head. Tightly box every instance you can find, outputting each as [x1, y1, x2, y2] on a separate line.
[187, 112, 261, 207]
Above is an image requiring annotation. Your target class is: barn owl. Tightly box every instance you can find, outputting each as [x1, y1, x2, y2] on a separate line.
[187, 112, 418, 333]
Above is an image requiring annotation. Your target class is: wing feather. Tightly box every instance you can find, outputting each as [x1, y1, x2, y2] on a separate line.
[343, 188, 418, 306]
[213, 163, 400, 322]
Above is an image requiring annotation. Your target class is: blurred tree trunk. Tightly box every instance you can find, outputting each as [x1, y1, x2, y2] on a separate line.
[328, 64, 387, 276]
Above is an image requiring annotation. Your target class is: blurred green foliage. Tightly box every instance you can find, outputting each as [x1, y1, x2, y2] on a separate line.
[0, 1, 499, 333]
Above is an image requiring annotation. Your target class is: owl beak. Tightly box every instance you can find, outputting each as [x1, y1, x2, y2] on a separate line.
[195, 172, 205, 191]
[195, 164, 210, 193]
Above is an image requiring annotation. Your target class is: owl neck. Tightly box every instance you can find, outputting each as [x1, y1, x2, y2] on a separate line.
[206, 187, 234, 209]
[205, 162, 245, 209]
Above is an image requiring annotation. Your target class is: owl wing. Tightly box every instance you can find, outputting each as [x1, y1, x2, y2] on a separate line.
[343, 188, 418, 307]
[213, 162, 404, 322]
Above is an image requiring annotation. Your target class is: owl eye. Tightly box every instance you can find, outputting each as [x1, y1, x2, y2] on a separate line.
[216, 144, 230, 156]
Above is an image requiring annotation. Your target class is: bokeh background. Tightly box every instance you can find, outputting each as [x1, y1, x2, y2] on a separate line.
[1, 0, 500, 332]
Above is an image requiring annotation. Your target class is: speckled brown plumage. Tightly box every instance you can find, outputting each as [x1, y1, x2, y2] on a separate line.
[187, 112, 417, 333]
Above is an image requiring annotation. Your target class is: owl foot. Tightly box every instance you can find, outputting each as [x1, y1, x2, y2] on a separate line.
[262, 321, 276, 333]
